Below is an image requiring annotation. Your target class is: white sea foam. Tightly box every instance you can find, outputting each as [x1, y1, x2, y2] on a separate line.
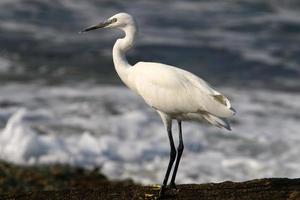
[0, 84, 299, 184]
[0, 57, 11, 73]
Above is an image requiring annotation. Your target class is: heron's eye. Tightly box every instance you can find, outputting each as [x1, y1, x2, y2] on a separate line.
[111, 18, 117, 23]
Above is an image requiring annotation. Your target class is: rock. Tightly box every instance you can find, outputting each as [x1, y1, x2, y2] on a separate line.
[0, 161, 299, 200]
[1, 178, 300, 200]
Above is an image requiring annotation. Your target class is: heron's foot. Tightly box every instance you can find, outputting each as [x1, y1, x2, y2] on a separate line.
[156, 184, 178, 199]
[157, 185, 166, 199]
[169, 182, 177, 189]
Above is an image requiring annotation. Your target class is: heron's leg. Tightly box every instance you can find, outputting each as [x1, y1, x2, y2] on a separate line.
[159, 129, 176, 196]
[169, 120, 184, 188]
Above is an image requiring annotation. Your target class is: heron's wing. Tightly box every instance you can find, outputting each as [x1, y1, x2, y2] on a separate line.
[175, 68, 233, 109]
[132, 62, 235, 118]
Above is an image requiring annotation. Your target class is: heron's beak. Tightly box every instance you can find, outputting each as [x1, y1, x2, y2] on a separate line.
[80, 18, 117, 33]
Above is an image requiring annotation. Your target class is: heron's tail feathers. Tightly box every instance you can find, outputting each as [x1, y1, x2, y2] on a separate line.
[203, 114, 231, 131]
[210, 94, 236, 118]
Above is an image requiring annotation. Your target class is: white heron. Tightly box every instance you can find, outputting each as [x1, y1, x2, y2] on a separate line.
[81, 13, 235, 195]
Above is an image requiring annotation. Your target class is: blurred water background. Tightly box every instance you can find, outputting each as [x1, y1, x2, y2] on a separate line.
[0, 0, 300, 184]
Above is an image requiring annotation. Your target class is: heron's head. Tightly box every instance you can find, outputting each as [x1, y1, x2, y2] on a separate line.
[81, 13, 136, 33]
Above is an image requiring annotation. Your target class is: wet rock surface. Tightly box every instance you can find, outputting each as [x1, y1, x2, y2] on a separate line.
[0, 162, 299, 200]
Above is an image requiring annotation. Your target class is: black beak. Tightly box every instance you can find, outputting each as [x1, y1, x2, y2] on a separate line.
[80, 18, 117, 33]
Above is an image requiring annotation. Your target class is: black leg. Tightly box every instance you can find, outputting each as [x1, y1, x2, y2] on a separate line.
[169, 121, 184, 188]
[159, 129, 176, 196]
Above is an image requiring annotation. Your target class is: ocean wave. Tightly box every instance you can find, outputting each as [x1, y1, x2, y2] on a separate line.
[0, 84, 299, 184]
[0, 57, 12, 73]
[1, 0, 300, 88]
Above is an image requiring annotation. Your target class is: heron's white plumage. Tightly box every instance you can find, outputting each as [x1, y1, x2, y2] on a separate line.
[82, 12, 236, 190]
[129, 62, 235, 120]
[85, 12, 235, 130]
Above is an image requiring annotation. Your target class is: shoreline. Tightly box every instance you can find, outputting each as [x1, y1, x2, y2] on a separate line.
[0, 161, 299, 200]
[2, 178, 300, 200]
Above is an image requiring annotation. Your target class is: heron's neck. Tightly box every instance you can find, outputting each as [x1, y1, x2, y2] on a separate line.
[113, 25, 137, 86]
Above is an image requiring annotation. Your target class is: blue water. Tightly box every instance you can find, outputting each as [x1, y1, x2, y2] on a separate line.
[0, 0, 299, 89]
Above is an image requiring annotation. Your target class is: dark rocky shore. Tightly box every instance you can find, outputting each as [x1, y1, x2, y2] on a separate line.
[0, 162, 299, 200]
